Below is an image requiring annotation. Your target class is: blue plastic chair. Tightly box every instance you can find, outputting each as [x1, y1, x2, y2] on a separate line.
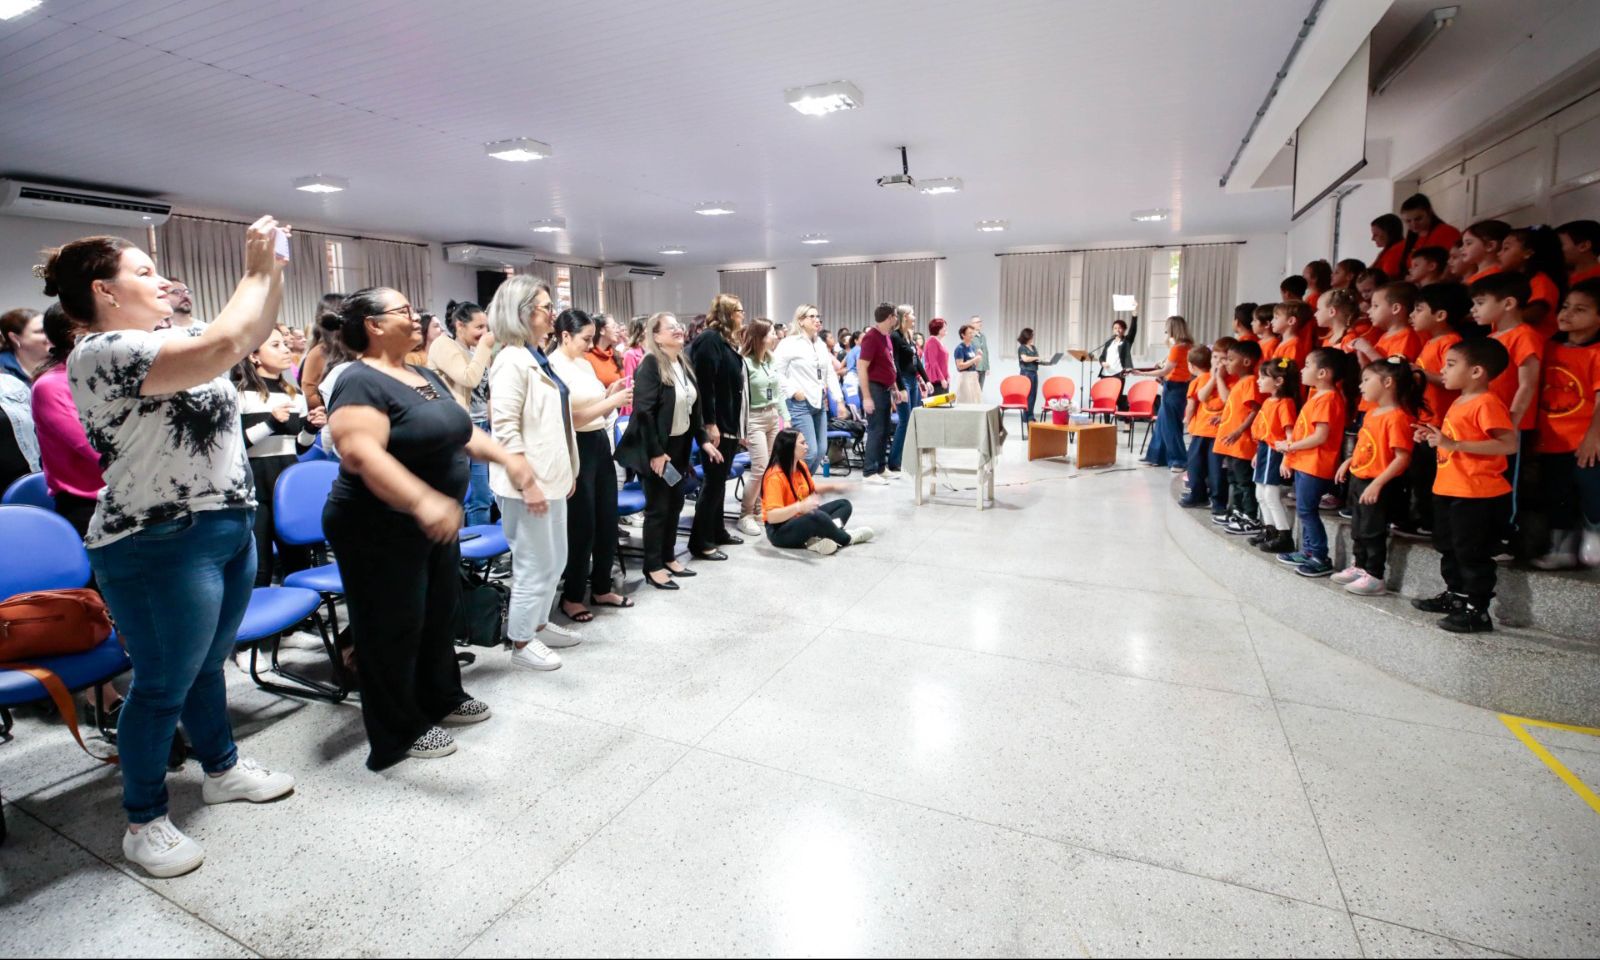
[2, 472, 54, 510]
[274, 461, 345, 624]
[236, 585, 343, 702]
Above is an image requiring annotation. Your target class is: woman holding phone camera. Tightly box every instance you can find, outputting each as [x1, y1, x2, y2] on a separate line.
[615, 311, 715, 590]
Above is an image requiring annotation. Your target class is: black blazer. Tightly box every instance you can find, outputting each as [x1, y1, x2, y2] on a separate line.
[688, 329, 745, 438]
[1097, 314, 1139, 372]
[616, 353, 704, 475]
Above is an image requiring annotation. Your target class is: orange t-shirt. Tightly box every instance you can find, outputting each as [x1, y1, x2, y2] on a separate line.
[1273, 330, 1311, 368]
[1466, 264, 1502, 284]
[1285, 388, 1347, 479]
[1571, 264, 1600, 285]
[1415, 222, 1462, 251]
[1417, 331, 1461, 427]
[1307, 290, 1322, 309]
[761, 463, 815, 518]
[1251, 395, 1296, 445]
[1258, 336, 1279, 358]
[1214, 374, 1262, 459]
[1164, 344, 1193, 383]
[1351, 407, 1414, 480]
[1434, 392, 1514, 498]
[1187, 373, 1224, 438]
[1528, 273, 1561, 338]
[1376, 242, 1406, 279]
[1324, 321, 1369, 352]
[1490, 323, 1546, 431]
[1536, 336, 1600, 454]
[1358, 326, 1426, 412]
[1236, 331, 1259, 342]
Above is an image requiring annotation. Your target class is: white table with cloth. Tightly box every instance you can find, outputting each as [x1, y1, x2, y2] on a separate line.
[904, 404, 1006, 510]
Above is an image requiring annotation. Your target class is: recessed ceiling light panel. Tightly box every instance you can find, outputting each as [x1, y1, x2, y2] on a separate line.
[485, 138, 553, 161]
[919, 178, 964, 195]
[529, 218, 566, 233]
[0, 0, 43, 19]
[785, 80, 864, 116]
[658, 246, 686, 256]
[1131, 208, 1171, 222]
[976, 219, 1009, 232]
[294, 175, 348, 194]
[800, 234, 831, 245]
[694, 202, 736, 216]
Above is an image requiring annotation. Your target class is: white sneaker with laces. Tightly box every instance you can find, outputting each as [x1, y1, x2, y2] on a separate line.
[1344, 572, 1387, 596]
[847, 526, 876, 545]
[202, 757, 295, 805]
[806, 537, 840, 556]
[1330, 565, 1364, 586]
[124, 815, 205, 878]
[865, 474, 890, 486]
[512, 639, 562, 671]
[737, 515, 763, 537]
[885, 469, 904, 480]
[540, 622, 583, 648]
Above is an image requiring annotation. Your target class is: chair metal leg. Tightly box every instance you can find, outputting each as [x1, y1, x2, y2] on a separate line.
[249, 614, 348, 703]
[1139, 421, 1153, 456]
[0, 706, 13, 741]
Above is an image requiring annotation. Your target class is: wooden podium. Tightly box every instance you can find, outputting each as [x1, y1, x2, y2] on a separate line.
[1068, 349, 1097, 393]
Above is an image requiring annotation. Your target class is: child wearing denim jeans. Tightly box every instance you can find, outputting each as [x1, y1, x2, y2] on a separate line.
[1275, 348, 1357, 577]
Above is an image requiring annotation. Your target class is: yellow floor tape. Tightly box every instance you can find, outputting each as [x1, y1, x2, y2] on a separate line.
[1500, 714, 1600, 816]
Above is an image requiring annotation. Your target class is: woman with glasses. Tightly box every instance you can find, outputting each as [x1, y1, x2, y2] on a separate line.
[324, 288, 536, 769]
[615, 312, 714, 589]
[775, 304, 841, 472]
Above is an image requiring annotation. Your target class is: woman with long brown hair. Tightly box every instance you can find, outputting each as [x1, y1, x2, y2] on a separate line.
[737, 317, 783, 536]
[686, 293, 744, 559]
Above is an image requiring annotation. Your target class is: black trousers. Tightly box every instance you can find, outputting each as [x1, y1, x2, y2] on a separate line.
[562, 429, 619, 603]
[1225, 456, 1257, 519]
[1407, 444, 1438, 530]
[690, 434, 739, 553]
[1432, 493, 1511, 606]
[864, 381, 893, 476]
[767, 499, 853, 548]
[249, 454, 311, 587]
[324, 503, 469, 771]
[1349, 475, 1403, 577]
[642, 432, 692, 573]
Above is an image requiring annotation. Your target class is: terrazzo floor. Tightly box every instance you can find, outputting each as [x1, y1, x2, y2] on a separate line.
[3, 438, 1598, 957]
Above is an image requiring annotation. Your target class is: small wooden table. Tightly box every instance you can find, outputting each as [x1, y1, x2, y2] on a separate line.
[1028, 421, 1116, 468]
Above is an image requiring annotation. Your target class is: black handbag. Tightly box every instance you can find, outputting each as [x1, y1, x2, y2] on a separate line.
[453, 574, 508, 648]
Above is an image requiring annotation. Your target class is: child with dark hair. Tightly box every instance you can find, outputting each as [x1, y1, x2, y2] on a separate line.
[1500, 226, 1567, 336]
[1558, 220, 1600, 285]
[1397, 282, 1475, 537]
[1214, 339, 1264, 535]
[1412, 338, 1517, 632]
[1471, 270, 1545, 555]
[1461, 220, 1511, 284]
[1531, 278, 1600, 569]
[1232, 303, 1259, 342]
[1179, 344, 1223, 511]
[1332, 358, 1426, 595]
[1407, 246, 1450, 287]
[1249, 357, 1301, 555]
[1280, 275, 1309, 302]
[1270, 301, 1315, 369]
[1275, 348, 1356, 576]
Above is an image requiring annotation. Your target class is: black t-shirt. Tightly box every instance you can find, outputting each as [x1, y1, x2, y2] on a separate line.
[1019, 344, 1040, 368]
[326, 363, 471, 515]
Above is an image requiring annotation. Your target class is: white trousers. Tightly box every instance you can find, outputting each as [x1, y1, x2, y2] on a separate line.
[498, 495, 568, 640]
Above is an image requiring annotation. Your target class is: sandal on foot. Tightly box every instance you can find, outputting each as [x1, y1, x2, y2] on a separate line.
[561, 603, 595, 624]
[591, 594, 634, 609]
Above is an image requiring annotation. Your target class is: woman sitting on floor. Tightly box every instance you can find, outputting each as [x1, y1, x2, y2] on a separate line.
[760, 428, 875, 556]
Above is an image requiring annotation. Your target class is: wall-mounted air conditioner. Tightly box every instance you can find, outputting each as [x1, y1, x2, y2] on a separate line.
[0, 179, 172, 226]
[603, 264, 665, 281]
[443, 243, 534, 270]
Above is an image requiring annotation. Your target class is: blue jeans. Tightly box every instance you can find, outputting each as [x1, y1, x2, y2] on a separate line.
[1183, 436, 1224, 507]
[889, 374, 921, 472]
[89, 509, 256, 823]
[1293, 472, 1334, 562]
[1022, 368, 1039, 422]
[1154, 380, 1189, 466]
[788, 398, 826, 473]
[466, 419, 493, 525]
[864, 381, 893, 476]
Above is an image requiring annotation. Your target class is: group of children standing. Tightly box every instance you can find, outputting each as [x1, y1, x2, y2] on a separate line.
[1172, 207, 1600, 634]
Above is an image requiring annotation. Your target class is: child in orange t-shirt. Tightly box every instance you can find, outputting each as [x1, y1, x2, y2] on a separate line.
[1461, 220, 1509, 284]
[1271, 301, 1314, 369]
[1411, 338, 1517, 632]
[1471, 270, 1545, 555]
[1532, 278, 1600, 569]
[1214, 340, 1264, 534]
[1231, 303, 1258, 343]
[1332, 359, 1422, 594]
[1315, 288, 1367, 352]
[1179, 344, 1226, 511]
[1249, 357, 1301, 555]
[1499, 226, 1566, 337]
[1401, 282, 1472, 536]
[1274, 348, 1355, 576]
[1253, 303, 1279, 359]
[1354, 282, 1423, 368]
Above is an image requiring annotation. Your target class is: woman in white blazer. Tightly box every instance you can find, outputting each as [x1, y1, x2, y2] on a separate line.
[485, 276, 581, 672]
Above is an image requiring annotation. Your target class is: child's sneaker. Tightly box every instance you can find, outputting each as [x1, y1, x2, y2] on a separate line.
[1295, 557, 1335, 577]
[1224, 515, 1261, 536]
[1247, 525, 1277, 546]
[1330, 565, 1364, 585]
[1210, 512, 1231, 526]
[1260, 531, 1296, 554]
[1411, 591, 1465, 614]
[1276, 551, 1310, 567]
[1390, 522, 1429, 540]
[1581, 525, 1600, 567]
[1439, 603, 1493, 633]
[1344, 572, 1387, 595]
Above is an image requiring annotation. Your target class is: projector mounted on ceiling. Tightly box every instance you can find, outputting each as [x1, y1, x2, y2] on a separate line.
[877, 146, 917, 191]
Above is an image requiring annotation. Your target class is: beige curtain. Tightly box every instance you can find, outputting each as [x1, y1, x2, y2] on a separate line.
[157, 215, 331, 329]
[1177, 244, 1239, 347]
[569, 264, 601, 314]
[364, 239, 432, 313]
[604, 279, 635, 321]
[1080, 248, 1149, 350]
[998, 252, 1071, 357]
[875, 259, 936, 330]
[522, 260, 556, 286]
[719, 269, 769, 320]
[816, 262, 877, 330]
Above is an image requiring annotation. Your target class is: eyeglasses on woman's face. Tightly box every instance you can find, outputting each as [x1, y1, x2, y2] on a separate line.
[375, 303, 418, 320]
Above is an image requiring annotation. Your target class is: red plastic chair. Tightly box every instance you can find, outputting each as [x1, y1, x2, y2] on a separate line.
[998, 374, 1032, 433]
[1085, 377, 1123, 421]
[1114, 379, 1161, 452]
[1040, 377, 1074, 414]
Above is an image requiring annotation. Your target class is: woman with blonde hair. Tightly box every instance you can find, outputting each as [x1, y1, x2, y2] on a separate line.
[1134, 315, 1195, 468]
[775, 303, 841, 472]
[736, 317, 783, 536]
[685, 293, 744, 559]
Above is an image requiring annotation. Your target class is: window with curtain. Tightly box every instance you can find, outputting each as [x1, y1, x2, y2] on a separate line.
[998, 252, 1071, 358]
[1079, 248, 1151, 356]
[815, 262, 877, 331]
[1177, 244, 1239, 347]
[875, 259, 936, 329]
[157, 215, 332, 329]
[718, 269, 769, 319]
[569, 264, 601, 314]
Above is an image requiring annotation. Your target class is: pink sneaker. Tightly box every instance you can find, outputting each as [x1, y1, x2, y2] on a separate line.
[1344, 572, 1387, 596]
[1330, 565, 1364, 585]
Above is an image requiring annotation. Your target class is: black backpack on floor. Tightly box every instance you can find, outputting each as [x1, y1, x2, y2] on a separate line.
[454, 574, 507, 648]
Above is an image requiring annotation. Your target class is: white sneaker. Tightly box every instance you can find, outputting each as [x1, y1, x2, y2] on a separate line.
[847, 526, 876, 545]
[1583, 526, 1600, 567]
[865, 474, 890, 486]
[805, 537, 840, 556]
[201, 757, 295, 805]
[540, 622, 583, 649]
[512, 639, 562, 671]
[407, 726, 456, 759]
[737, 515, 763, 537]
[1330, 565, 1364, 586]
[885, 469, 904, 480]
[1344, 572, 1387, 596]
[124, 816, 204, 878]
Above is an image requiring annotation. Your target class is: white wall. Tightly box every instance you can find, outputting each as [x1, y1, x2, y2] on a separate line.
[1333, 179, 1396, 266]
[0, 214, 146, 314]
[428, 243, 480, 312]
[1235, 232, 1287, 303]
[631, 267, 720, 319]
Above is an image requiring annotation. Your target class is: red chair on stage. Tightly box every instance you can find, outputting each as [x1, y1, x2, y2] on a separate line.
[999, 374, 1032, 434]
[1114, 379, 1161, 453]
[1040, 376, 1074, 410]
[1085, 377, 1123, 421]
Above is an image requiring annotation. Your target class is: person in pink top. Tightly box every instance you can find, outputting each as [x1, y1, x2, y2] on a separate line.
[620, 316, 646, 416]
[29, 304, 105, 536]
[922, 317, 951, 395]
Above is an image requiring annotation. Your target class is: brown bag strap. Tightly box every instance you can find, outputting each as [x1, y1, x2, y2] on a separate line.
[0, 662, 118, 765]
